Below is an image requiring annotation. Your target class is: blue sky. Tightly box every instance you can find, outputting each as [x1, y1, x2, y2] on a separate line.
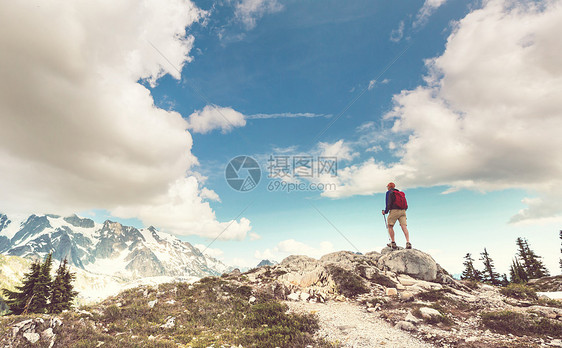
[1, 0, 561, 275]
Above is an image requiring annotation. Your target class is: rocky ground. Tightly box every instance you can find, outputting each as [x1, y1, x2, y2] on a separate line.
[1, 247, 561, 347]
[241, 248, 562, 347]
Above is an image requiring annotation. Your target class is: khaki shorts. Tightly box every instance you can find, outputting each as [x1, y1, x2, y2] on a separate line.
[387, 209, 407, 227]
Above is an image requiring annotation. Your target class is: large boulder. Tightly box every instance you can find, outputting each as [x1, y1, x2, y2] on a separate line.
[320, 251, 365, 270]
[277, 255, 329, 288]
[377, 249, 438, 282]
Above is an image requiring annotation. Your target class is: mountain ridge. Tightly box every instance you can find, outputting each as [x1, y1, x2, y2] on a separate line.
[0, 213, 228, 280]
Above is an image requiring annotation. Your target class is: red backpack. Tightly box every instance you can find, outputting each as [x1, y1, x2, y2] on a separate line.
[393, 190, 408, 210]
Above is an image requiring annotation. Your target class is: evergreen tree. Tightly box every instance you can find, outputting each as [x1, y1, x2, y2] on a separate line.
[516, 238, 549, 279]
[480, 248, 501, 286]
[32, 253, 53, 313]
[500, 273, 509, 287]
[48, 258, 78, 313]
[1, 260, 41, 315]
[461, 253, 482, 281]
[509, 258, 528, 284]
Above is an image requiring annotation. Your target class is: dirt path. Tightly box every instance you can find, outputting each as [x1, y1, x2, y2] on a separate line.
[285, 301, 435, 348]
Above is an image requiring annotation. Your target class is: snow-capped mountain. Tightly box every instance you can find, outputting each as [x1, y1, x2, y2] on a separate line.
[0, 213, 229, 280]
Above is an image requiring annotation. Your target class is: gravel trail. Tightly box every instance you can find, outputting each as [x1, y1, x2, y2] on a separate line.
[285, 301, 436, 348]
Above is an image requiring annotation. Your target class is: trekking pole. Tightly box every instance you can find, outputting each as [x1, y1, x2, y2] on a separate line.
[383, 213, 391, 242]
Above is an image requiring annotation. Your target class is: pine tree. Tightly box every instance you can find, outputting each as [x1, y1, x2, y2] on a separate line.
[516, 238, 549, 279]
[2, 260, 41, 315]
[48, 258, 78, 313]
[509, 258, 528, 284]
[461, 253, 482, 281]
[480, 248, 501, 286]
[500, 273, 509, 287]
[32, 253, 53, 313]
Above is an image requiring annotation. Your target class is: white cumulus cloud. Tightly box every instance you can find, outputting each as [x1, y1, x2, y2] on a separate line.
[324, 0, 562, 223]
[186, 105, 246, 134]
[0, 0, 252, 239]
[234, 0, 283, 29]
[414, 0, 448, 28]
[255, 239, 335, 261]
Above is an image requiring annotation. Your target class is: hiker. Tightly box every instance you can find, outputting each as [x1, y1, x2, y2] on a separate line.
[382, 182, 411, 249]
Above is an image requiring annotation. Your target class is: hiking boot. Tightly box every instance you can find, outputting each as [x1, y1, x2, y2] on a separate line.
[387, 241, 398, 250]
[406, 242, 412, 249]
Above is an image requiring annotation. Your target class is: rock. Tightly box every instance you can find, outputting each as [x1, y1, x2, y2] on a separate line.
[528, 275, 562, 292]
[400, 291, 414, 301]
[23, 332, 40, 344]
[550, 338, 562, 347]
[419, 307, 441, 319]
[300, 292, 310, 301]
[405, 312, 422, 323]
[528, 305, 562, 319]
[386, 288, 398, 296]
[165, 299, 176, 305]
[148, 299, 158, 308]
[320, 251, 365, 270]
[381, 246, 404, 255]
[395, 320, 417, 331]
[397, 275, 417, 286]
[50, 317, 62, 328]
[365, 251, 382, 262]
[378, 249, 439, 281]
[396, 283, 405, 290]
[160, 316, 175, 329]
[42, 328, 55, 340]
[287, 292, 300, 301]
[249, 296, 256, 304]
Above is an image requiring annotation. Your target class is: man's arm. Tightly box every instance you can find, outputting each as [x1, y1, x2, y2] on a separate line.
[383, 190, 393, 214]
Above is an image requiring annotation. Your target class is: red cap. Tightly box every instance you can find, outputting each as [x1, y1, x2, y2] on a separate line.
[387, 182, 395, 189]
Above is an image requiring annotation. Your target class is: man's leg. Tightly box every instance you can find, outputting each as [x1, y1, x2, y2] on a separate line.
[400, 224, 410, 243]
[388, 224, 395, 242]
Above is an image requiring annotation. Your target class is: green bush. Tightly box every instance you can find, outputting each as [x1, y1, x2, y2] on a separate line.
[481, 310, 562, 337]
[416, 289, 453, 302]
[327, 265, 369, 298]
[500, 284, 538, 300]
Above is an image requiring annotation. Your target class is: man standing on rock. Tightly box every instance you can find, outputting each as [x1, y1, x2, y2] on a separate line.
[382, 182, 411, 250]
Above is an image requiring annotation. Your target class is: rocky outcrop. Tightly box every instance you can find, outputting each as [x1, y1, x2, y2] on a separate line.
[529, 275, 562, 292]
[241, 248, 463, 305]
[377, 249, 438, 281]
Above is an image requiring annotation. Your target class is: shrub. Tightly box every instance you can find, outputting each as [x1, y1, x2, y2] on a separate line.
[327, 265, 369, 298]
[481, 310, 562, 337]
[500, 284, 538, 301]
[416, 289, 453, 302]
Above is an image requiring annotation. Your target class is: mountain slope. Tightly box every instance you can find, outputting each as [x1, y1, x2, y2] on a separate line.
[0, 213, 228, 280]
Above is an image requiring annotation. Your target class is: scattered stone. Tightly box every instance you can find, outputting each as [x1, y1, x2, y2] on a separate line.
[42, 328, 55, 340]
[148, 299, 158, 308]
[419, 307, 441, 319]
[287, 292, 300, 301]
[395, 320, 417, 332]
[165, 299, 176, 305]
[160, 316, 175, 329]
[386, 288, 398, 296]
[249, 296, 256, 303]
[400, 291, 414, 301]
[23, 332, 40, 344]
[405, 312, 422, 324]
